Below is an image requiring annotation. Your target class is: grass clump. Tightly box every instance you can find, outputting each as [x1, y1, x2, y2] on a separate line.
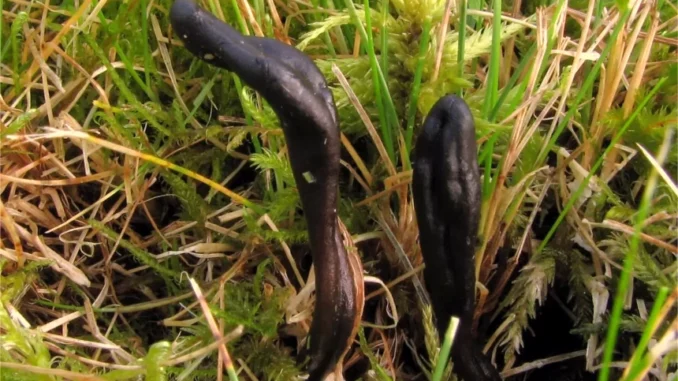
[1, 0, 676, 380]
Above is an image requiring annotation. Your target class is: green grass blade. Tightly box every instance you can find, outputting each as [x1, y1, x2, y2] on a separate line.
[323, 0, 351, 54]
[431, 317, 459, 381]
[363, 0, 395, 164]
[226, 365, 240, 381]
[90, 220, 181, 281]
[482, 0, 502, 120]
[358, 329, 394, 380]
[467, 0, 481, 29]
[310, 0, 338, 56]
[380, 0, 390, 83]
[82, 33, 170, 136]
[598, 122, 671, 381]
[456, 0, 467, 97]
[405, 18, 432, 153]
[344, 0, 398, 165]
[140, 0, 155, 91]
[536, 76, 667, 255]
[1, 109, 37, 139]
[621, 286, 671, 381]
[489, 44, 537, 121]
[221, 0, 248, 34]
[184, 74, 217, 128]
[10, 12, 28, 96]
[0, 0, 3, 92]
[481, 133, 499, 200]
[112, 41, 157, 102]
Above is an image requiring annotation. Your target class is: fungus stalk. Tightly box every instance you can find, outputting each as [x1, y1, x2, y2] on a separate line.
[170, 1, 364, 380]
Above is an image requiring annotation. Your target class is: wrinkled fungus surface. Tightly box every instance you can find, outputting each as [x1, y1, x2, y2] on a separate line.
[413, 95, 501, 381]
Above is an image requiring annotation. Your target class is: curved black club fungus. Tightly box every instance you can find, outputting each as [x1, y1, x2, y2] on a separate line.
[412, 95, 501, 381]
[169, 1, 364, 380]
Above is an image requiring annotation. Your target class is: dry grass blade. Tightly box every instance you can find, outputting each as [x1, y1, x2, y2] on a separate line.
[432, 0, 454, 82]
[361, 275, 399, 329]
[257, 213, 304, 286]
[14, 0, 93, 100]
[0, 170, 115, 186]
[9, 129, 255, 209]
[188, 277, 237, 373]
[331, 63, 397, 177]
[1, 0, 675, 379]
[0, 198, 25, 267]
[340, 132, 374, 189]
[588, 219, 678, 254]
[500, 350, 587, 378]
[164, 325, 244, 366]
[637, 142, 678, 197]
[13, 223, 90, 286]
[0, 362, 108, 381]
[365, 264, 424, 301]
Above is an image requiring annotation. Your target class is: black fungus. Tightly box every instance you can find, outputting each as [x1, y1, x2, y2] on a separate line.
[170, 1, 363, 379]
[412, 95, 501, 381]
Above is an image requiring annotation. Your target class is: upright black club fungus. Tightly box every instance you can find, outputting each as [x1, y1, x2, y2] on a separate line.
[412, 95, 501, 381]
[169, 1, 364, 380]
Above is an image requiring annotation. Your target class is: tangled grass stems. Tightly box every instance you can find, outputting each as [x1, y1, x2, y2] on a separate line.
[598, 110, 673, 381]
[1, 0, 676, 380]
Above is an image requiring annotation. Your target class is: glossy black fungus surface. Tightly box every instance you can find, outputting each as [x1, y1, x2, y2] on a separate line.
[412, 95, 501, 381]
[170, 1, 361, 379]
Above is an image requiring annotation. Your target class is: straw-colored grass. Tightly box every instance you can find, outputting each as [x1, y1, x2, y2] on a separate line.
[1, 0, 676, 380]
